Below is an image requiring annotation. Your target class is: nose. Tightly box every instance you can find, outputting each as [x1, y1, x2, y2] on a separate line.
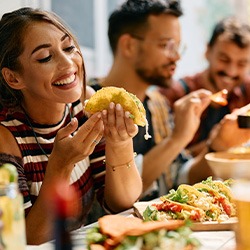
[165, 41, 183, 61]
[57, 52, 74, 70]
[225, 63, 238, 78]
[166, 49, 181, 61]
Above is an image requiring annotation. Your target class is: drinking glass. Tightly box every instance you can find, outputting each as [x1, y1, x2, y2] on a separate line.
[0, 183, 26, 250]
[232, 180, 250, 250]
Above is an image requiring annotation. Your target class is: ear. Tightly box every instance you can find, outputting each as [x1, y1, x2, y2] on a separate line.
[1, 67, 24, 90]
[118, 34, 138, 58]
[205, 44, 211, 61]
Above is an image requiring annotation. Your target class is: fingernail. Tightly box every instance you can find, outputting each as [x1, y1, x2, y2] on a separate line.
[97, 112, 101, 118]
[116, 103, 122, 110]
[70, 117, 77, 125]
[109, 102, 115, 109]
[102, 110, 107, 116]
[125, 111, 130, 118]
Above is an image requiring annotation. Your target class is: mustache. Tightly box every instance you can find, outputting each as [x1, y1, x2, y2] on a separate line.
[217, 71, 239, 81]
[162, 62, 176, 68]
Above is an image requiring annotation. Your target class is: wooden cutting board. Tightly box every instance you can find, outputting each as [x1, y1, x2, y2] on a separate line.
[133, 201, 238, 231]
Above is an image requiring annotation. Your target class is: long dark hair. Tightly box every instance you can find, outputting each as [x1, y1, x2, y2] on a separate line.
[0, 7, 86, 109]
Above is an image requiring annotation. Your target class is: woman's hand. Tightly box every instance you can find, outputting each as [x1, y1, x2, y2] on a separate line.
[101, 103, 142, 212]
[48, 113, 104, 174]
[101, 102, 138, 145]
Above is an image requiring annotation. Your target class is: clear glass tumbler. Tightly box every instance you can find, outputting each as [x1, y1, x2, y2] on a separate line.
[0, 183, 26, 250]
[232, 180, 250, 250]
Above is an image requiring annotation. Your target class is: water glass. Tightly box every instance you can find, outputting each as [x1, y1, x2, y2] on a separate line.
[0, 183, 26, 250]
[232, 180, 250, 250]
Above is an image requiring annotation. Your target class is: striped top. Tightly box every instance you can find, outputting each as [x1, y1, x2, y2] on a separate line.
[0, 100, 106, 228]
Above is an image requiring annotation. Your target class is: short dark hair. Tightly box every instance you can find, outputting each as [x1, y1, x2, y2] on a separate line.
[108, 0, 183, 54]
[208, 16, 250, 48]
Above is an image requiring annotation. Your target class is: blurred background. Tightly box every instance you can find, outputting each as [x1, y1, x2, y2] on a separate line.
[0, 0, 250, 80]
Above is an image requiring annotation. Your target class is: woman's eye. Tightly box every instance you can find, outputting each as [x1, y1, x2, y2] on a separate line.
[38, 55, 52, 63]
[36, 45, 76, 63]
[64, 45, 76, 52]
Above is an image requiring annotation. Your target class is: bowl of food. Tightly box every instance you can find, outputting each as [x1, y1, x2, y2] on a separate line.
[237, 110, 250, 128]
[205, 151, 250, 180]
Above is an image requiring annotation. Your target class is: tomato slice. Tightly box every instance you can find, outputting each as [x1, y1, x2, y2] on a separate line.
[154, 201, 182, 213]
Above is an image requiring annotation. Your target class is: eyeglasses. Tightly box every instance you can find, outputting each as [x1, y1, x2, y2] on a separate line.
[131, 34, 186, 57]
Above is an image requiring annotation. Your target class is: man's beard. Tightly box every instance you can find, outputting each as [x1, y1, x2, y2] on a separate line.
[135, 67, 174, 88]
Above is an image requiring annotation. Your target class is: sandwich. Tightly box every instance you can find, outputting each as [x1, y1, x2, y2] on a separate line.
[86, 214, 200, 250]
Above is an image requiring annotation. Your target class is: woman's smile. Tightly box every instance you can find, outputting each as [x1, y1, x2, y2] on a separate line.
[52, 73, 77, 89]
[15, 22, 84, 106]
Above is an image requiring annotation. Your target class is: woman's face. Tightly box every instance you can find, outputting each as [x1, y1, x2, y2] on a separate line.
[15, 21, 84, 106]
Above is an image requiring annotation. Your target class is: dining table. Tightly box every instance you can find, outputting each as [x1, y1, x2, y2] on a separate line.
[25, 207, 237, 250]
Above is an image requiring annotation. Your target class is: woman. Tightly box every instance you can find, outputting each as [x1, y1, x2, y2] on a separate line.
[0, 7, 142, 244]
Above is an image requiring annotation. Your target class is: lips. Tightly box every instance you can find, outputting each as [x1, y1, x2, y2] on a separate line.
[168, 65, 176, 75]
[53, 74, 76, 86]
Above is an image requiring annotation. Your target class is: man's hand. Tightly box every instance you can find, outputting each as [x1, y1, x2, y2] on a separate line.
[172, 89, 211, 145]
[208, 104, 250, 151]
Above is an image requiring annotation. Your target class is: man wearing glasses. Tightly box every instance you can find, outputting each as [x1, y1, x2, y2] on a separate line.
[88, 0, 212, 201]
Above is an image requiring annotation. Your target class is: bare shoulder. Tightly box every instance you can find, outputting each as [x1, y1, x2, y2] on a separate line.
[86, 85, 96, 99]
[0, 125, 21, 157]
[80, 85, 96, 107]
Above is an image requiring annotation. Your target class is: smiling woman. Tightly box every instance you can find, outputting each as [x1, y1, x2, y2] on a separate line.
[0, 7, 142, 245]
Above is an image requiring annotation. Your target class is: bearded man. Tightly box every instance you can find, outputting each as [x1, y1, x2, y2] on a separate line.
[88, 0, 212, 200]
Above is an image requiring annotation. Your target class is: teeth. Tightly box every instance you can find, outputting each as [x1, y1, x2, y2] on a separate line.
[54, 74, 75, 85]
[221, 76, 234, 84]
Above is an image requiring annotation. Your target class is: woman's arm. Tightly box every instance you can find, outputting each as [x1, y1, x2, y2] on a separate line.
[0, 114, 105, 244]
[101, 103, 142, 212]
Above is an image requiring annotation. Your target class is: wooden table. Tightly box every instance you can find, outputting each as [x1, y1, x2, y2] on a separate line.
[26, 209, 237, 250]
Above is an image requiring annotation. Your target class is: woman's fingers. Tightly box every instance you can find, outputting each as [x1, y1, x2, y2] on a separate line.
[56, 117, 78, 141]
[102, 103, 136, 140]
[105, 102, 119, 137]
[125, 111, 138, 137]
[75, 112, 104, 145]
[113, 104, 130, 139]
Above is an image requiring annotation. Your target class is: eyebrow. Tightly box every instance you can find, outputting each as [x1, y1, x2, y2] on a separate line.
[31, 33, 70, 55]
[157, 37, 175, 42]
